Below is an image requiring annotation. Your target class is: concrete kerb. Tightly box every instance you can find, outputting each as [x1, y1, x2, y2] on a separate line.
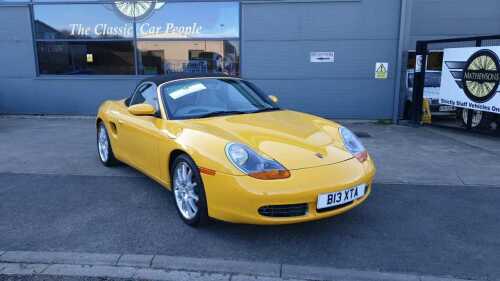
[0, 250, 479, 281]
[0, 251, 120, 266]
[282, 264, 421, 281]
[151, 255, 281, 277]
[0, 263, 50, 275]
[117, 254, 155, 268]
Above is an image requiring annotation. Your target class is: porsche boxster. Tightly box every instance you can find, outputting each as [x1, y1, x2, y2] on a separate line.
[96, 73, 376, 226]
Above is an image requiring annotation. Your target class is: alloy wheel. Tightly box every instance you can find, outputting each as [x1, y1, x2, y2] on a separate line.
[98, 125, 109, 162]
[173, 162, 200, 220]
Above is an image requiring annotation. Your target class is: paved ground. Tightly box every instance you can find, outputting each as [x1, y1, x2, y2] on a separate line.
[346, 122, 500, 186]
[1, 117, 500, 186]
[0, 117, 139, 178]
[1, 117, 499, 281]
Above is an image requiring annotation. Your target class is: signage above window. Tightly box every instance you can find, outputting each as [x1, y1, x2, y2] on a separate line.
[135, 1, 239, 39]
[34, 4, 134, 39]
[33, 1, 239, 40]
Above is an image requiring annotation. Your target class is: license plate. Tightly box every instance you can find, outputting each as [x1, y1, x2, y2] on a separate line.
[439, 106, 454, 112]
[317, 184, 366, 210]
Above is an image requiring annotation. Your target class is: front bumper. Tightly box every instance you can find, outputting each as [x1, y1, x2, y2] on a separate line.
[201, 156, 376, 225]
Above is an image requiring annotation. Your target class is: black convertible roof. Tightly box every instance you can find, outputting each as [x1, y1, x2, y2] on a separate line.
[141, 73, 233, 85]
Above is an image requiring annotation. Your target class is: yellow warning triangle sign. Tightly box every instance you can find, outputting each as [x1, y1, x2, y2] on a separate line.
[376, 64, 387, 73]
[375, 63, 388, 79]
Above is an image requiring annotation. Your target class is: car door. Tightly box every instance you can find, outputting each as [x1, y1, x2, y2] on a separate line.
[117, 82, 163, 179]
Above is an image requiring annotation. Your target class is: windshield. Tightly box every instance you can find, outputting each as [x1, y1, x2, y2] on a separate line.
[408, 72, 442, 88]
[161, 78, 278, 119]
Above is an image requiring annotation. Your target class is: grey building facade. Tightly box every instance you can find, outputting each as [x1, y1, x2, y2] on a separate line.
[0, 0, 498, 119]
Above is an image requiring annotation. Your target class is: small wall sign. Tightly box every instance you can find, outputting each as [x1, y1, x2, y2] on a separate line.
[310, 52, 335, 63]
[86, 53, 94, 63]
[375, 62, 389, 79]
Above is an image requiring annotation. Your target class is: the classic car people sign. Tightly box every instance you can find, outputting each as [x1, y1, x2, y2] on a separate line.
[35, 1, 239, 40]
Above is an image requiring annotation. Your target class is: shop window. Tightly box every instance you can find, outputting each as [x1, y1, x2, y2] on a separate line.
[406, 51, 444, 71]
[427, 52, 444, 71]
[135, 1, 239, 76]
[37, 41, 135, 75]
[407, 51, 416, 70]
[32, 1, 240, 76]
[138, 40, 239, 76]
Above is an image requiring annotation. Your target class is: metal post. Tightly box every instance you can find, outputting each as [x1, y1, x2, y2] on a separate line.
[28, 3, 40, 77]
[392, 0, 411, 124]
[133, 4, 139, 75]
[466, 39, 483, 130]
[411, 41, 427, 126]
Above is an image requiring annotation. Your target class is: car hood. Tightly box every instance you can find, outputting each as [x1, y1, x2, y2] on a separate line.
[176, 110, 353, 170]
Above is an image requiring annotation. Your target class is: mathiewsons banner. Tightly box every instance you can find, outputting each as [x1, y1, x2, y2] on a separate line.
[440, 46, 500, 114]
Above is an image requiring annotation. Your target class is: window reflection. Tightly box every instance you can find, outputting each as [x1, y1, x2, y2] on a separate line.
[136, 1, 239, 39]
[138, 40, 239, 76]
[37, 41, 135, 75]
[32, 1, 240, 76]
[34, 4, 134, 40]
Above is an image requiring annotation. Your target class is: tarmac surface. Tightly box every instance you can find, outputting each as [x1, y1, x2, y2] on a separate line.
[1, 174, 499, 280]
[0, 117, 499, 280]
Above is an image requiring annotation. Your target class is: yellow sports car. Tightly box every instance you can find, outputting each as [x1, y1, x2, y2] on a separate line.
[96, 74, 376, 226]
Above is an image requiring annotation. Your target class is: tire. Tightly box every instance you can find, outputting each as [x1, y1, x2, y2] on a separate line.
[171, 154, 210, 227]
[459, 109, 493, 130]
[97, 122, 119, 166]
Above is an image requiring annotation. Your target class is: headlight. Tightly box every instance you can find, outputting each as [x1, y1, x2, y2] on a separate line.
[339, 127, 368, 162]
[225, 143, 290, 180]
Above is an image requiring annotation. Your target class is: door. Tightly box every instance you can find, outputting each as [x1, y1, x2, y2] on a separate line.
[117, 82, 163, 179]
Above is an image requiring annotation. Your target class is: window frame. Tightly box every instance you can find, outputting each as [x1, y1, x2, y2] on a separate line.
[130, 82, 153, 106]
[129, 81, 163, 118]
[27, 0, 241, 78]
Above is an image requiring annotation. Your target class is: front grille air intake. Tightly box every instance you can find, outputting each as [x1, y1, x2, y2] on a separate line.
[258, 203, 308, 217]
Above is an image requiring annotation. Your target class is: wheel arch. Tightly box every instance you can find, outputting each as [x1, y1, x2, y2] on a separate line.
[96, 117, 103, 128]
[168, 148, 210, 226]
[168, 149, 190, 180]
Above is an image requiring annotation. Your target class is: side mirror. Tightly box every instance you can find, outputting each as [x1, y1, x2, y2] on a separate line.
[128, 104, 156, 116]
[268, 95, 279, 103]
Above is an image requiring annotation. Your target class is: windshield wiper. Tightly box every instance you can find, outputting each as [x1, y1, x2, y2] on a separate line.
[196, 110, 249, 118]
[195, 107, 281, 119]
[249, 107, 281, 114]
